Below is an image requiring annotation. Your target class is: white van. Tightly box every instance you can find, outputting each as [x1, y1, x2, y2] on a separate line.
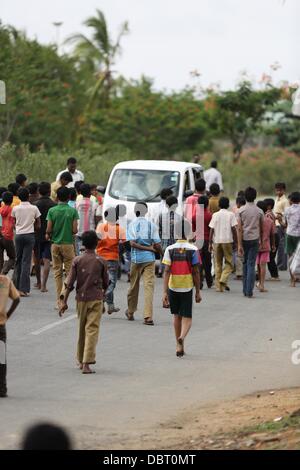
[100, 160, 204, 222]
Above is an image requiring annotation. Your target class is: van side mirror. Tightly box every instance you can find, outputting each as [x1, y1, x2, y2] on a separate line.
[97, 185, 106, 194]
[184, 190, 194, 199]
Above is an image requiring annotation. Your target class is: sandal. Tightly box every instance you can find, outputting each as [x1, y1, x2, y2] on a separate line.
[125, 310, 135, 321]
[143, 318, 154, 326]
[176, 338, 185, 356]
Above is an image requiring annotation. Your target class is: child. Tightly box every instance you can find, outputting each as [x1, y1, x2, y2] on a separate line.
[162, 219, 201, 357]
[68, 188, 77, 209]
[264, 198, 279, 281]
[256, 201, 276, 293]
[198, 195, 213, 288]
[208, 183, 221, 214]
[233, 195, 246, 280]
[209, 197, 238, 292]
[59, 231, 109, 374]
[0, 275, 20, 397]
[0, 192, 15, 275]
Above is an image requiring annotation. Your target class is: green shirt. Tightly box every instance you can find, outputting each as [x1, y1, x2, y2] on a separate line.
[47, 203, 79, 245]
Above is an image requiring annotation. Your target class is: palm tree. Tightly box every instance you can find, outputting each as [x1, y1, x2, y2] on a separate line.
[66, 9, 129, 109]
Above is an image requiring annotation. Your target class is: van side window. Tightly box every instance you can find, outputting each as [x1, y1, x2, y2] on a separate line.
[193, 168, 202, 181]
[184, 171, 192, 192]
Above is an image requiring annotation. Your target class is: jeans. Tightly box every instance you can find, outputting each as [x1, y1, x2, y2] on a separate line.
[105, 260, 119, 308]
[13, 233, 35, 293]
[0, 325, 7, 396]
[243, 239, 259, 297]
[0, 237, 16, 274]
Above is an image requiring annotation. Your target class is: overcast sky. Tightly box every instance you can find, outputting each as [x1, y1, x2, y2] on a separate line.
[1, 0, 299, 91]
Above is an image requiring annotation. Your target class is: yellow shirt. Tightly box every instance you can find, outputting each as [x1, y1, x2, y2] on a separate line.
[209, 196, 220, 214]
[0, 275, 20, 325]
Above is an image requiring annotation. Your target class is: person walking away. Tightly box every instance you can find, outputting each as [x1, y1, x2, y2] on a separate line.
[233, 195, 246, 280]
[15, 174, 27, 188]
[46, 187, 79, 308]
[126, 202, 162, 325]
[51, 172, 73, 203]
[68, 188, 77, 209]
[96, 207, 126, 314]
[197, 196, 213, 288]
[280, 192, 300, 287]
[0, 275, 20, 397]
[237, 187, 264, 298]
[208, 183, 221, 214]
[56, 157, 84, 188]
[0, 192, 16, 275]
[28, 182, 39, 205]
[274, 182, 289, 271]
[34, 182, 56, 292]
[59, 231, 109, 374]
[7, 183, 21, 208]
[184, 178, 206, 228]
[256, 201, 276, 293]
[264, 198, 280, 281]
[204, 161, 223, 192]
[12, 188, 41, 297]
[162, 219, 201, 357]
[75, 184, 99, 255]
[209, 197, 238, 292]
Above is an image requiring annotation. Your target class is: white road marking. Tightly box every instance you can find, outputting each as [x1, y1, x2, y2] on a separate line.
[30, 314, 77, 336]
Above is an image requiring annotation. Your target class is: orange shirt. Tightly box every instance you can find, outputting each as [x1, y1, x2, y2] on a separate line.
[96, 222, 126, 261]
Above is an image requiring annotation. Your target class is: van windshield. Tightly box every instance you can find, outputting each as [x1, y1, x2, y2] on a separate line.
[109, 169, 180, 202]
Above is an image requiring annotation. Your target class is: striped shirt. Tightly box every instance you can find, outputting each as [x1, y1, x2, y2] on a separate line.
[162, 240, 200, 292]
[76, 197, 98, 236]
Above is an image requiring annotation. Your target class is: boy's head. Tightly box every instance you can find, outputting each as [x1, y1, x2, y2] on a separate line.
[211, 160, 218, 169]
[28, 182, 38, 195]
[57, 187, 70, 202]
[0, 187, 7, 200]
[174, 218, 192, 241]
[18, 187, 30, 202]
[59, 172, 73, 187]
[80, 184, 91, 198]
[8, 182, 20, 196]
[257, 200, 267, 214]
[38, 182, 51, 197]
[2, 191, 13, 206]
[245, 187, 257, 203]
[69, 188, 77, 202]
[219, 197, 230, 210]
[134, 202, 148, 218]
[264, 198, 275, 211]
[290, 192, 300, 204]
[15, 173, 27, 187]
[209, 183, 220, 197]
[81, 230, 98, 251]
[75, 180, 84, 194]
[166, 195, 178, 210]
[275, 182, 286, 198]
[195, 178, 206, 193]
[198, 195, 209, 209]
[160, 188, 173, 201]
[236, 196, 246, 208]
[104, 207, 118, 224]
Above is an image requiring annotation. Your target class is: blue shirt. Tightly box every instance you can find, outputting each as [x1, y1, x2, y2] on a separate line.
[127, 217, 161, 264]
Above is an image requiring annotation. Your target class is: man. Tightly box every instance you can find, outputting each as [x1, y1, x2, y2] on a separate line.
[46, 187, 79, 307]
[56, 157, 84, 188]
[126, 202, 162, 325]
[34, 182, 56, 292]
[237, 187, 264, 298]
[274, 182, 289, 271]
[75, 184, 100, 255]
[51, 171, 73, 202]
[204, 161, 223, 192]
[0, 192, 16, 275]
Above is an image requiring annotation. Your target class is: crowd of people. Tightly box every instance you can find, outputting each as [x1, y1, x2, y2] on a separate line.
[0, 156, 300, 396]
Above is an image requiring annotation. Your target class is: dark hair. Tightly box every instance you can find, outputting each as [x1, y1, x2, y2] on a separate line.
[104, 207, 118, 223]
[290, 192, 300, 204]
[90, 184, 97, 191]
[116, 204, 127, 218]
[275, 182, 286, 191]
[245, 187, 257, 203]
[67, 157, 77, 165]
[134, 202, 148, 217]
[57, 186, 70, 202]
[38, 182, 51, 197]
[18, 187, 30, 202]
[8, 183, 20, 196]
[60, 171, 73, 184]
[211, 160, 218, 168]
[0, 187, 7, 198]
[2, 191, 13, 205]
[81, 230, 98, 250]
[264, 198, 275, 210]
[15, 173, 27, 186]
[22, 423, 71, 450]
[195, 178, 206, 192]
[166, 195, 178, 209]
[174, 218, 192, 241]
[28, 182, 38, 195]
[209, 183, 220, 196]
[237, 190, 245, 198]
[219, 196, 230, 209]
[80, 184, 91, 198]
[75, 181, 84, 194]
[236, 196, 246, 207]
[198, 195, 209, 209]
[160, 188, 173, 201]
[257, 200, 267, 213]
[69, 188, 77, 201]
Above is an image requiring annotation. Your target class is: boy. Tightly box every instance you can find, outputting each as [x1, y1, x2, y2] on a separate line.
[0, 275, 20, 397]
[209, 197, 238, 292]
[233, 195, 246, 280]
[162, 219, 201, 357]
[274, 182, 289, 271]
[264, 198, 280, 281]
[198, 195, 213, 288]
[7, 183, 21, 208]
[208, 183, 221, 214]
[0, 192, 16, 275]
[96, 207, 126, 314]
[76, 184, 100, 255]
[59, 231, 109, 374]
[281, 192, 300, 287]
[256, 201, 276, 293]
[185, 178, 206, 224]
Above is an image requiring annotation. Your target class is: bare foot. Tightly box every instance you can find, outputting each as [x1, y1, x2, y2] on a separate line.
[41, 287, 48, 293]
[77, 362, 83, 370]
[34, 283, 41, 289]
[259, 288, 268, 293]
[82, 364, 95, 374]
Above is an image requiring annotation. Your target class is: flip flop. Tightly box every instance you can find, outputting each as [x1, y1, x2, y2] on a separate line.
[143, 319, 154, 326]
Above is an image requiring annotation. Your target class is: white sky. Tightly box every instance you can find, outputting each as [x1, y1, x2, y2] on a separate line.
[1, 0, 299, 91]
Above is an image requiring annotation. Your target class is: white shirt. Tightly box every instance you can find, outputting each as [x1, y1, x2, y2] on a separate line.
[12, 202, 41, 235]
[204, 168, 223, 191]
[56, 168, 85, 188]
[209, 209, 237, 244]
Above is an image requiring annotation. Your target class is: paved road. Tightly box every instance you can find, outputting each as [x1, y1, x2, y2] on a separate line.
[1, 271, 300, 449]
